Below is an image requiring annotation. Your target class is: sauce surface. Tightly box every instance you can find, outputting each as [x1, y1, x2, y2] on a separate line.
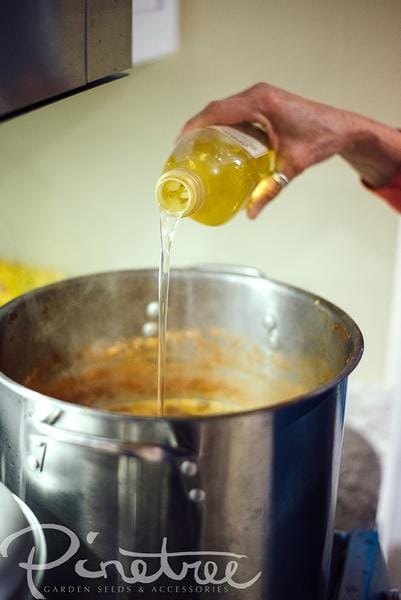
[23, 330, 323, 417]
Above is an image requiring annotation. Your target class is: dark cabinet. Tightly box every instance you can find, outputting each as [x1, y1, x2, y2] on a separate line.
[0, 0, 132, 118]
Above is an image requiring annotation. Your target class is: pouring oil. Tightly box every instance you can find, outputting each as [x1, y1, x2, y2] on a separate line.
[155, 124, 276, 226]
[157, 210, 182, 415]
[156, 124, 275, 415]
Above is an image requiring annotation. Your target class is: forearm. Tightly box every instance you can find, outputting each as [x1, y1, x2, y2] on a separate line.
[340, 113, 401, 187]
[181, 83, 401, 216]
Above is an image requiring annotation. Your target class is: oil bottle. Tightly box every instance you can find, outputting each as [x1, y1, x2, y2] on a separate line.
[155, 124, 276, 226]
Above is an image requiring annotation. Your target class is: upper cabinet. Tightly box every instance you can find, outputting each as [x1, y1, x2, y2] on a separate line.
[0, 0, 132, 119]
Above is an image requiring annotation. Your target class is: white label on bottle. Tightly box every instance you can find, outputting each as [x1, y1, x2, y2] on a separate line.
[209, 125, 269, 158]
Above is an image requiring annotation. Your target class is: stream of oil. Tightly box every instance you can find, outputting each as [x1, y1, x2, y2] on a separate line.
[157, 210, 182, 415]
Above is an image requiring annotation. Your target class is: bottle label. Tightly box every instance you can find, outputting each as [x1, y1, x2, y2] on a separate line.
[209, 125, 269, 158]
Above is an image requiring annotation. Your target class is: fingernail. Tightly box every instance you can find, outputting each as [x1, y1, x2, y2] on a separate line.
[247, 207, 258, 219]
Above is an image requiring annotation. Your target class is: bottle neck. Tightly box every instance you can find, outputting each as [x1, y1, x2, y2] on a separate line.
[155, 168, 205, 217]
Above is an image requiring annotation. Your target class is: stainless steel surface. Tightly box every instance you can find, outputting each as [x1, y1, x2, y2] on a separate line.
[0, 482, 46, 600]
[193, 263, 267, 278]
[0, 0, 132, 118]
[0, 268, 363, 600]
[87, 0, 132, 82]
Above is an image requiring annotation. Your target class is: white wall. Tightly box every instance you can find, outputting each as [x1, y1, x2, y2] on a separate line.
[0, 0, 400, 383]
[378, 221, 401, 585]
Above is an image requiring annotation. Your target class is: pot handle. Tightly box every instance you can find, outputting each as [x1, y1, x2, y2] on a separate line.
[30, 420, 196, 463]
[27, 422, 207, 506]
[191, 263, 267, 279]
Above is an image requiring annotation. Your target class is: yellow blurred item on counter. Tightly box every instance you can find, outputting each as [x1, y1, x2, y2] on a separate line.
[0, 259, 61, 306]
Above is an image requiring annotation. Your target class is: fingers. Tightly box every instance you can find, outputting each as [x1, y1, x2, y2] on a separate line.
[247, 166, 294, 219]
[246, 143, 309, 218]
[247, 197, 274, 219]
[177, 88, 301, 220]
[181, 97, 251, 133]
[178, 96, 279, 150]
[246, 177, 287, 219]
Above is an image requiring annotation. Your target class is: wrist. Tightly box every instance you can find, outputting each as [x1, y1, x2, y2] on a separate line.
[340, 112, 401, 187]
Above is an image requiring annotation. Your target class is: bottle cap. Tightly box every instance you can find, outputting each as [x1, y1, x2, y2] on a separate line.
[155, 168, 205, 216]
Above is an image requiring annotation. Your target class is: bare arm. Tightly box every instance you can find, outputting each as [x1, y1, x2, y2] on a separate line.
[340, 115, 401, 187]
[180, 83, 401, 218]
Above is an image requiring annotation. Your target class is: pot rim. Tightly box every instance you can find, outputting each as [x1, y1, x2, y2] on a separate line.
[0, 267, 364, 423]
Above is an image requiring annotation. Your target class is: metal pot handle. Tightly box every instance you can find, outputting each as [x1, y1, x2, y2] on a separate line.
[29, 420, 195, 463]
[28, 421, 207, 505]
[191, 263, 267, 279]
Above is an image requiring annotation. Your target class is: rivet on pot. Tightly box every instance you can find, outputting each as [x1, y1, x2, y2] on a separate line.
[189, 488, 206, 503]
[142, 322, 158, 337]
[268, 330, 280, 350]
[264, 313, 276, 331]
[31, 438, 45, 448]
[146, 301, 159, 319]
[181, 460, 198, 477]
[27, 455, 40, 471]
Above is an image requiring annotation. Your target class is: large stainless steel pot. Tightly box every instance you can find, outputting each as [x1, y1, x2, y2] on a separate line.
[0, 482, 46, 599]
[0, 268, 363, 600]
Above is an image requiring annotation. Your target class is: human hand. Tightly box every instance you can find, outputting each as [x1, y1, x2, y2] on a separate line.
[180, 83, 396, 218]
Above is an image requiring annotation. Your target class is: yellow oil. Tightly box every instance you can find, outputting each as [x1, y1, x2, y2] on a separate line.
[157, 126, 276, 226]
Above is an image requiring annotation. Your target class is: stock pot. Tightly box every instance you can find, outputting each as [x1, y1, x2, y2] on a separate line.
[0, 482, 46, 599]
[0, 267, 363, 600]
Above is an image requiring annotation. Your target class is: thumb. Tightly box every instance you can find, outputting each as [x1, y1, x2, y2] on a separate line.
[246, 175, 288, 219]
